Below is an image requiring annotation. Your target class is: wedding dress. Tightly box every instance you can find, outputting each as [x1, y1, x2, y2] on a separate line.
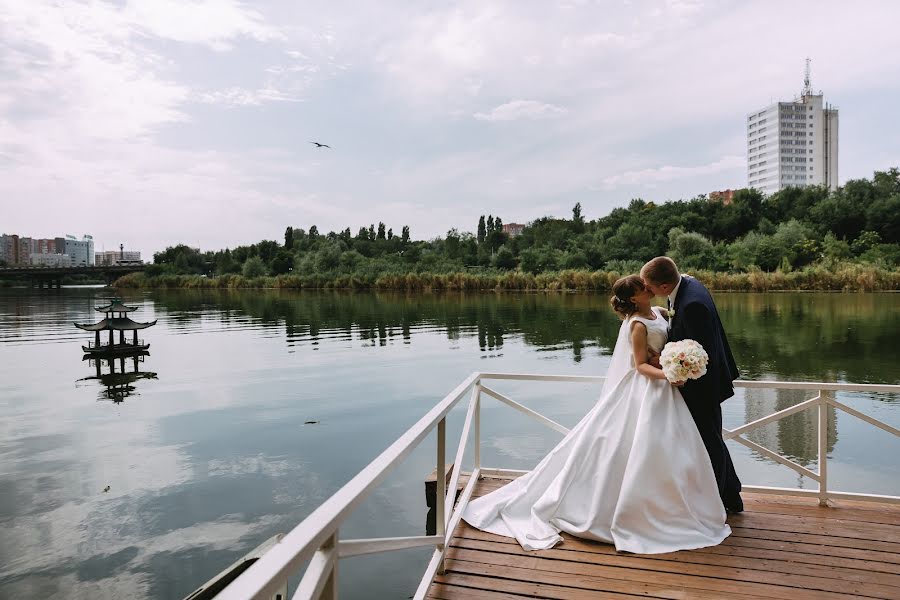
[462, 306, 731, 553]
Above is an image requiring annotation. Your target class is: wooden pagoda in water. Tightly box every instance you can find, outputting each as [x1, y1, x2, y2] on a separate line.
[75, 298, 157, 356]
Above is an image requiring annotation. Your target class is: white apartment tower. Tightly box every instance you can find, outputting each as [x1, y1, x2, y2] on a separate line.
[747, 61, 838, 195]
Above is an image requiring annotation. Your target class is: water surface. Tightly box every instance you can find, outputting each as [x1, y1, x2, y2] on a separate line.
[1, 289, 898, 599]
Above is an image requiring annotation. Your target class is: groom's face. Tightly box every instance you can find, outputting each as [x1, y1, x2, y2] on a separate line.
[643, 279, 671, 298]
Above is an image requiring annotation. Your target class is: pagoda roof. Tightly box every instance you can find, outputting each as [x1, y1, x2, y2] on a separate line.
[75, 317, 157, 331]
[95, 299, 139, 313]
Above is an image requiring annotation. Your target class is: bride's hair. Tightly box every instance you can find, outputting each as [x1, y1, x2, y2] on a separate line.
[610, 275, 645, 319]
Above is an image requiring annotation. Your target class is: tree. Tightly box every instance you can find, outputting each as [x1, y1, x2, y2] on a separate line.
[242, 256, 267, 277]
[377, 222, 386, 240]
[444, 229, 462, 259]
[368, 224, 375, 241]
[667, 228, 717, 270]
[387, 228, 393, 240]
[271, 250, 294, 274]
[401, 225, 410, 244]
[487, 215, 495, 234]
[477, 215, 486, 244]
[284, 226, 294, 249]
[493, 245, 517, 269]
[851, 231, 881, 256]
[572, 202, 585, 233]
[308, 225, 319, 239]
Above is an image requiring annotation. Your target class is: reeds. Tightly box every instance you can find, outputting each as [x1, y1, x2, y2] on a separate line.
[115, 264, 900, 292]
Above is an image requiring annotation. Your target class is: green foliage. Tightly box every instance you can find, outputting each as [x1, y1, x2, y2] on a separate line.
[242, 256, 267, 278]
[136, 168, 898, 289]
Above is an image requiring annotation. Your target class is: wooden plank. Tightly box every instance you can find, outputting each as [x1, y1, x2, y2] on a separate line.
[456, 519, 900, 566]
[729, 512, 900, 545]
[427, 581, 532, 599]
[742, 496, 900, 526]
[432, 574, 647, 599]
[449, 537, 900, 597]
[721, 534, 900, 568]
[444, 552, 847, 600]
[455, 525, 900, 579]
[729, 524, 900, 554]
[442, 478, 900, 600]
[697, 538, 900, 576]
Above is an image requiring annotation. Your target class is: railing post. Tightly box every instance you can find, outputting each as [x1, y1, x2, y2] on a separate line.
[320, 531, 338, 600]
[436, 417, 446, 574]
[474, 383, 481, 473]
[818, 391, 828, 507]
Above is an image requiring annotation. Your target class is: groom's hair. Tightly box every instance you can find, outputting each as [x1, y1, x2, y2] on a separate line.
[641, 257, 680, 285]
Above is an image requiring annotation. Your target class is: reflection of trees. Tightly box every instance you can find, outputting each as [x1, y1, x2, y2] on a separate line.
[743, 387, 837, 465]
[716, 293, 899, 385]
[151, 290, 624, 362]
[149, 290, 899, 379]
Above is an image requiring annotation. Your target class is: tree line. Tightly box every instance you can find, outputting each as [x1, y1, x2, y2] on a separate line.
[148, 167, 899, 281]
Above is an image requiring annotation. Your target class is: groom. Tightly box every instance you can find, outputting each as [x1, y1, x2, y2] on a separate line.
[641, 257, 743, 513]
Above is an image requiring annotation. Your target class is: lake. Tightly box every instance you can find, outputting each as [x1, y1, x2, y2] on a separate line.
[1, 288, 898, 599]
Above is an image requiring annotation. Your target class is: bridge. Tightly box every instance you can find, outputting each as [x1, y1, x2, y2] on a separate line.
[0, 264, 146, 288]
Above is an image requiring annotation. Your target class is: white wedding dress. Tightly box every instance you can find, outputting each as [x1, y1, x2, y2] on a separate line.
[462, 306, 730, 554]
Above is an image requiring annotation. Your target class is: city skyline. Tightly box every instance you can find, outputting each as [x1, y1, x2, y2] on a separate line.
[2, 1, 900, 256]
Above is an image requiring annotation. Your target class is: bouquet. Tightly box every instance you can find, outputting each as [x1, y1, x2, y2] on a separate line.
[660, 339, 708, 383]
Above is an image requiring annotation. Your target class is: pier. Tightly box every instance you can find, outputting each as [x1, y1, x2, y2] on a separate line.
[193, 373, 900, 600]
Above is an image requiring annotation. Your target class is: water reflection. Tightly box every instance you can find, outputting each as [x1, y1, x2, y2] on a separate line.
[149, 289, 899, 384]
[0, 288, 896, 600]
[743, 388, 837, 466]
[77, 353, 158, 403]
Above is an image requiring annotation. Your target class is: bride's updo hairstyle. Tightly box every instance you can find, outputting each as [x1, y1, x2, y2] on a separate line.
[610, 275, 644, 319]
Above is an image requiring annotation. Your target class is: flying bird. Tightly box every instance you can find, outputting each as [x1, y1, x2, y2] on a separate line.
[310, 141, 331, 149]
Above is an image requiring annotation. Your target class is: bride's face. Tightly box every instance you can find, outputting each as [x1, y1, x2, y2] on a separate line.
[632, 285, 654, 306]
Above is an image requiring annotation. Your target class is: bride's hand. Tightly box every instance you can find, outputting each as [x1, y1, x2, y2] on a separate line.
[647, 348, 661, 369]
[672, 380, 686, 387]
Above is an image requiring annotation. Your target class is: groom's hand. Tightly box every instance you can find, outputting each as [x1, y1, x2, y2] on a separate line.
[648, 348, 661, 369]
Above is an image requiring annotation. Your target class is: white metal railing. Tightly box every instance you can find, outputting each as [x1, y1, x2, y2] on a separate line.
[214, 373, 899, 600]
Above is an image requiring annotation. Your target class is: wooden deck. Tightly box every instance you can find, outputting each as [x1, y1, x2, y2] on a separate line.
[429, 476, 900, 600]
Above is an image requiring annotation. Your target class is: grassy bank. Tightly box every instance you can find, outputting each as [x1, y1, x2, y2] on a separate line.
[114, 264, 900, 292]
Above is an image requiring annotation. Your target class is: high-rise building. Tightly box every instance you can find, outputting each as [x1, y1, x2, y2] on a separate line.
[747, 61, 838, 195]
[64, 234, 95, 266]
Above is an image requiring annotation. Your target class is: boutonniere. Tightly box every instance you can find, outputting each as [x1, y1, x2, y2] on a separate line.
[666, 309, 676, 319]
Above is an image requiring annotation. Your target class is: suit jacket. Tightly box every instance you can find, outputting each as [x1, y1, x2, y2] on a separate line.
[668, 276, 739, 404]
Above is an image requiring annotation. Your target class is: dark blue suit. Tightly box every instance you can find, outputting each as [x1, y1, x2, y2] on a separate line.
[668, 276, 743, 510]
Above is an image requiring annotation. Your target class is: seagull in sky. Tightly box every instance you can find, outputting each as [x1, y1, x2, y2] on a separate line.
[310, 141, 331, 148]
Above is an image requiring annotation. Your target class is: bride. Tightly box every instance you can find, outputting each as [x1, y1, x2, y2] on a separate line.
[462, 275, 731, 554]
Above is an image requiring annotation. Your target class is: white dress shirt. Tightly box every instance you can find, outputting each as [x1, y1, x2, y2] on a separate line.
[667, 275, 684, 310]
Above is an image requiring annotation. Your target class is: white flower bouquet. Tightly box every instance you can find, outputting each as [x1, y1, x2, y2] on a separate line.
[660, 339, 708, 383]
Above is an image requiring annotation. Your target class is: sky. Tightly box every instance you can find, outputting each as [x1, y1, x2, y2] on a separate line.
[1, 0, 899, 257]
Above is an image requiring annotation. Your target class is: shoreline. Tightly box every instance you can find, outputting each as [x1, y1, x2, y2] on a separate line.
[112, 266, 900, 293]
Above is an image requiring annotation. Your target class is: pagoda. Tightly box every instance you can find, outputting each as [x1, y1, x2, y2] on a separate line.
[75, 298, 157, 356]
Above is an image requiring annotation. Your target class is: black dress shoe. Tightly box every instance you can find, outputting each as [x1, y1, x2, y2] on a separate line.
[724, 494, 744, 514]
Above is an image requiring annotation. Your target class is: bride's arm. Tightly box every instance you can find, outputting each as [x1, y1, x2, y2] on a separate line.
[630, 321, 667, 380]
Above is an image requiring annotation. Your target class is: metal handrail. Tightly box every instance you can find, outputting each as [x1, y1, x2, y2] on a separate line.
[213, 373, 899, 600]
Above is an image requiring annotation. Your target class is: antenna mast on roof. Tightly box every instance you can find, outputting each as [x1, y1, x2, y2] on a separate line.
[802, 57, 812, 96]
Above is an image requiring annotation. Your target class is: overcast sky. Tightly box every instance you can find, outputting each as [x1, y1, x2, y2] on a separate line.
[2, 0, 899, 256]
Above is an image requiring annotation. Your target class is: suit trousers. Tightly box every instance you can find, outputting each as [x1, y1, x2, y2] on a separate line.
[683, 397, 742, 508]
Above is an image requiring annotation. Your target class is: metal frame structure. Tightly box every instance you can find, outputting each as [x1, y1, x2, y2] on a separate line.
[213, 373, 899, 600]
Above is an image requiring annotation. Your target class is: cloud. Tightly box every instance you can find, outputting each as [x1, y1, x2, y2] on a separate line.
[474, 100, 567, 122]
[597, 155, 745, 190]
[123, 0, 284, 50]
[197, 86, 304, 106]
